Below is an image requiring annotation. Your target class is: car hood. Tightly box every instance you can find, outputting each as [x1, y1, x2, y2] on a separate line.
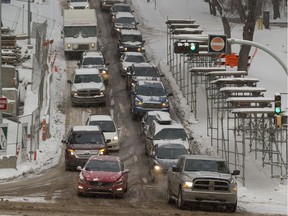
[153, 139, 189, 150]
[115, 23, 136, 29]
[82, 65, 106, 70]
[156, 158, 179, 170]
[122, 41, 142, 46]
[68, 144, 104, 150]
[137, 95, 166, 103]
[103, 131, 118, 140]
[183, 171, 233, 181]
[82, 170, 122, 182]
[133, 76, 160, 81]
[73, 82, 104, 91]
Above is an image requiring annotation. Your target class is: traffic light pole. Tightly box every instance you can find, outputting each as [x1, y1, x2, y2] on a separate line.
[171, 35, 288, 75]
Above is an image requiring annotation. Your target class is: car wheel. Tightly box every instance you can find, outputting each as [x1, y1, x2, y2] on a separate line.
[177, 189, 185, 210]
[226, 202, 237, 212]
[124, 183, 128, 193]
[166, 182, 174, 204]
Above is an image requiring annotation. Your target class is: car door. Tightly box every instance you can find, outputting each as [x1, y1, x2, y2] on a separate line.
[170, 157, 184, 196]
[145, 123, 155, 155]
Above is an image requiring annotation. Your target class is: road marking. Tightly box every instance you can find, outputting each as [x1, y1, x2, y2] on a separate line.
[142, 177, 148, 184]
[133, 155, 138, 162]
[119, 103, 125, 113]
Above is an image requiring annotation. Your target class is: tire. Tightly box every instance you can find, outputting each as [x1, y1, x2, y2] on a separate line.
[226, 202, 237, 213]
[124, 183, 128, 193]
[177, 189, 185, 210]
[166, 182, 174, 204]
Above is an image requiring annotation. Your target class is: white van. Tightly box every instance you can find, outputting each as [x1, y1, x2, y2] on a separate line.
[68, 0, 90, 9]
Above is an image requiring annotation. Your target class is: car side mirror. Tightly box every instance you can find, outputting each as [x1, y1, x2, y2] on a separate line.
[76, 166, 82, 171]
[77, 62, 81, 67]
[232, 170, 240, 175]
[106, 63, 110, 66]
[150, 151, 155, 157]
[143, 40, 145, 44]
[123, 169, 130, 173]
[167, 92, 173, 97]
[172, 166, 179, 172]
[67, 80, 72, 84]
[61, 139, 68, 144]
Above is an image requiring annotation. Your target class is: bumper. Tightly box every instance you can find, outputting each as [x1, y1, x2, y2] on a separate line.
[71, 95, 106, 105]
[119, 48, 145, 54]
[77, 182, 126, 196]
[132, 107, 169, 117]
[182, 189, 237, 204]
[107, 140, 120, 151]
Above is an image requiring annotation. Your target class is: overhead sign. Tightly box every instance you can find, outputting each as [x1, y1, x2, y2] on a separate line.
[0, 98, 7, 111]
[208, 34, 227, 53]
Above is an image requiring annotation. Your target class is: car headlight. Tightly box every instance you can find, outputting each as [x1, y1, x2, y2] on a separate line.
[67, 44, 72, 49]
[154, 165, 162, 171]
[91, 43, 96, 48]
[101, 70, 107, 74]
[230, 179, 238, 192]
[124, 47, 128, 51]
[113, 135, 118, 141]
[135, 101, 143, 107]
[162, 101, 169, 108]
[99, 148, 106, 155]
[123, 67, 127, 71]
[100, 91, 105, 96]
[78, 172, 86, 183]
[72, 91, 78, 97]
[115, 177, 125, 186]
[182, 181, 193, 188]
[67, 148, 75, 156]
[137, 47, 142, 52]
[116, 28, 120, 32]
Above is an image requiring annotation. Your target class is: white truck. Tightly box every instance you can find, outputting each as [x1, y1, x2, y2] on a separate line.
[62, 9, 98, 55]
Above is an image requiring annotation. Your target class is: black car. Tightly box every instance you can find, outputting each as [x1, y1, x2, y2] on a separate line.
[110, 3, 133, 21]
[117, 29, 145, 56]
[112, 12, 138, 37]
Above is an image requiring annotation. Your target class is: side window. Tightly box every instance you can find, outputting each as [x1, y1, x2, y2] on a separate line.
[177, 157, 184, 171]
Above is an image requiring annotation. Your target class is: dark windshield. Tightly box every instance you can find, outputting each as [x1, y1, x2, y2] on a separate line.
[113, 5, 131, 13]
[85, 160, 121, 172]
[184, 159, 230, 174]
[156, 146, 188, 159]
[125, 55, 146, 63]
[82, 57, 104, 66]
[69, 131, 105, 145]
[154, 128, 187, 140]
[121, 35, 142, 42]
[134, 67, 158, 77]
[89, 121, 116, 132]
[137, 84, 165, 96]
[116, 17, 136, 25]
[64, 26, 96, 37]
[74, 74, 102, 83]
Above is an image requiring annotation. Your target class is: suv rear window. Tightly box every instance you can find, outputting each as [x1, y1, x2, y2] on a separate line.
[69, 131, 105, 146]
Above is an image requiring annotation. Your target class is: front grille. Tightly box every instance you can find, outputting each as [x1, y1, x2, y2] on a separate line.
[193, 179, 229, 192]
[77, 89, 101, 97]
[142, 103, 162, 109]
[75, 150, 100, 159]
[74, 6, 86, 9]
[89, 181, 113, 187]
[75, 44, 90, 51]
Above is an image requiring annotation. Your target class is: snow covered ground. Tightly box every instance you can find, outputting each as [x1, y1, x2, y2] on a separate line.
[0, 0, 287, 215]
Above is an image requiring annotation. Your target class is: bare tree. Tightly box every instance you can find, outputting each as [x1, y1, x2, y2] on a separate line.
[272, 0, 281, 19]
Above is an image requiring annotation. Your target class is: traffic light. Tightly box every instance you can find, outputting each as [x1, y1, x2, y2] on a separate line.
[274, 93, 281, 115]
[174, 41, 199, 54]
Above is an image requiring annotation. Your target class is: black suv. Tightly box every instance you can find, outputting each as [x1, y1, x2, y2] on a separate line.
[62, 125, 109, 171]
[117, 29, 145, 56]
[126, 62, 163, 90]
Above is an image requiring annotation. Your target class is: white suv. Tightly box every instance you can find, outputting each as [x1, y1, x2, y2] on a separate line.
[68, 68, 106, 106]
[86, 115, 120, 151]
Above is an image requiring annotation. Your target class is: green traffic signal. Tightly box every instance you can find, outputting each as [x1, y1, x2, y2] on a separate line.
[275, 107, 281, 114]
[274, 94, 281, 115]
[190, 43, 196, 51]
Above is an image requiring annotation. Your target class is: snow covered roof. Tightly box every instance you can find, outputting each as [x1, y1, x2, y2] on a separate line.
[220, 86, 267, 93]
[89, 114, 114, 121]
[190, 67, 226, 72]
[231, 108, 274, 113]
[75, 68, 101, 75]
[206, 71, 248, 76]
[210, 77, 259, 84]
[226, 97, 274, 102]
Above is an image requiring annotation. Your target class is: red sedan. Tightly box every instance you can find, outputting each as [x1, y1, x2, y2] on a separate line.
[77, 155, 129, 198]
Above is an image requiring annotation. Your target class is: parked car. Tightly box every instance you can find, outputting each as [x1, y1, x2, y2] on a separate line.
[140, 111, 171, 137]
[167, 154, 240, 212]
[117, 29, 145, 56]
[78, 51, 110, 85]
[77, 155, 129, 198]
[130, 80, 173, 120]
[148, 142, 189, 182]
[110, 3, 133, 21]
[126, 62, 163, 90]
[119, 52, 148, 77]
[68, 0, 90, 9]
[112, 12, 138, 37]
[62, 125, 109, 171]
[86, 115, 120, 151]
[144, 113, 191, 156]
[67, 68, 106, 107]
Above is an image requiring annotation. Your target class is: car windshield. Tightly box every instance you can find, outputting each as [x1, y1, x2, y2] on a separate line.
[125, 55, 146, 63]
[154, 128, 187, 140]
[74, 74, 102, 83]
[134, 67, 158, 77]
[121, 35, 142, 42]
[116, 17, 136, 25]
[64, 26, 96, 37]
[137, 84, 165, 96]
[184, 159, 230, 174]
[69, 132, 105, 145]
[156, 146, 188, 159]
[85, 160, 121, 172]
[113, 5, 131, 13]
[89, 121, 116, 132]
[82, 57, 104, 66]
[70, 0, 87, 2]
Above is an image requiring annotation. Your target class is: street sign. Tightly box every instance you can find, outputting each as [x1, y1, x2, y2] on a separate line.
[208, 34, 227, 53]
[224, 53, 238, 68]
[0, 98, 8, 111]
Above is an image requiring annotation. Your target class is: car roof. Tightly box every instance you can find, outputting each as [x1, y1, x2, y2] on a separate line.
[145, 111, 170, 117]
[82, 51, 103, 58]
[113, 3, 131, 7]
[153, 120, 186, 134]
[75, 68, 100, 75]
[181, 154, 225, 161]
[89, 114, 114, 121]
[137, 80, 163, 86]
[123, 52, 146, 57]
[72, 125, 101, 132]
[156, 142, 188, 149]
[120, 29, 141, 35]
[89, 155, 121, 162]
[115, 12, 135, 18]
[132, 62, 156, 68]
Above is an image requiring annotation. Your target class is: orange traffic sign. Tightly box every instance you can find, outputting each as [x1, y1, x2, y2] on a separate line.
[225, 53, 238, 68]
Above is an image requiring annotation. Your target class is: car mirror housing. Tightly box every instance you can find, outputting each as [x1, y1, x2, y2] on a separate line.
[232, 170, 240, 175]
[123, 169, 130, 173]
[172, 166, 179, 172]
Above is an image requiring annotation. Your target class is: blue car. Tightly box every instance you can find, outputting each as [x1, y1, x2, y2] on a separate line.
[130, 80, 173, 120]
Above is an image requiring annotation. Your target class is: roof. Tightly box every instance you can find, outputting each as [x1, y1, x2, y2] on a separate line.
[132, 62, 156, 68]
[180, 154, 225, 161]
[63, 9, 97, 26]
[219, 86, 267, 93]
[72, 125, 101, 132]
[115, 12, 135, 18]
[137, 80, 164, 87]
[120, 29, 141, 35]
[75, 68, 100, 75]
[156, 142, 188, 149]
[89, 114, 114, 121]
[154, 120, 185, 134]
[82, 51, 103, 58]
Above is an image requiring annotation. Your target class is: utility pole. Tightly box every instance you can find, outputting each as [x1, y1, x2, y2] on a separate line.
[28, 0, 31, 45]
